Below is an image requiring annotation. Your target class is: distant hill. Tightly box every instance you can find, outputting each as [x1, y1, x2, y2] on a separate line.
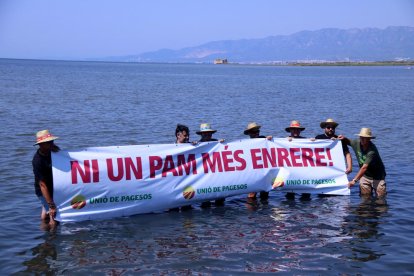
[99, 26, 414, 63]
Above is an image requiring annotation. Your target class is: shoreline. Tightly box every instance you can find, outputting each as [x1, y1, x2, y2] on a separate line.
[227, 60, 414, 67]
[281, 61, 414, 67]
[1, 58, 413, 67]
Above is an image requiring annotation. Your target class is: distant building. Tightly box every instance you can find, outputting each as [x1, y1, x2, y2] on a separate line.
[214, 58, 228, 64]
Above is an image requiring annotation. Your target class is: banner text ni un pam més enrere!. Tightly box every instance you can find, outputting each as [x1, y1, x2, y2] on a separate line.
[52, 138, 349, 222]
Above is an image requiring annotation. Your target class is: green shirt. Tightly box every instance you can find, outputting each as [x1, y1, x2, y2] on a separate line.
[350, 139, 386, 180]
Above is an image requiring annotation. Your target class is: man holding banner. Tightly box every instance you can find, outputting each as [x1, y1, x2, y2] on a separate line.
[196, 123, 226, 207]
[172, 124, 193, 211]
[315, 118, 352, 174]
[341, 128, 386, 198]
[244, 122, 270, 200]
[284, 120, 311, 199]
[32, 130, 60, 228]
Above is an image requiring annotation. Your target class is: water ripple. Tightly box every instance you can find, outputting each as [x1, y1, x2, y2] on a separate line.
[1, 61, 413, 274]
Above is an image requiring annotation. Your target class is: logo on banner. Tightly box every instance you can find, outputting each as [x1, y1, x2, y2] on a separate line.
[71, 195, 87, 209]
[183, 186, 195, 200]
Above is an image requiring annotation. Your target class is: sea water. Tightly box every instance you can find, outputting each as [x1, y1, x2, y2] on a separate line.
[0, 59, 413, 274]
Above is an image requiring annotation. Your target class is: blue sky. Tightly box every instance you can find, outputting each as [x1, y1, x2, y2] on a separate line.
[0, 0, 413, 60]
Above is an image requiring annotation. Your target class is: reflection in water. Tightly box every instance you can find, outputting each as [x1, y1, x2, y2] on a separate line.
[343, 196, 389, 262]
[249, 196, 354, 273]
[19, 195, 391, 274]
[245, 197, 269, 211]
[22, 231, 58, 275]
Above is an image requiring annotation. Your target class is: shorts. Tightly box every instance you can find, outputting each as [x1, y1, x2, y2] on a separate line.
[38, 195, 50, 212]
[359, 176, 386, 196]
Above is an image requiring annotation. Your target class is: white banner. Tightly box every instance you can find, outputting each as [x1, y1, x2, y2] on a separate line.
[52, 138, 349, 222]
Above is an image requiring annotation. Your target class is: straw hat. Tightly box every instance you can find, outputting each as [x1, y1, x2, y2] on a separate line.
[285, 120, 305, 132]
[244, 122, 261, 135]
[355, 128, 376, 139]
[196, 123, 217, 135]
[34, 130, 58, 145]
[320, 118, 339, 129]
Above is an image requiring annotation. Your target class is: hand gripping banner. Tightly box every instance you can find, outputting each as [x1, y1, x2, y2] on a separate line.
[52, 138, 349, 222]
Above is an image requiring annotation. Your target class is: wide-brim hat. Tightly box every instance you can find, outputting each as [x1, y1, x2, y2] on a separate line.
[34, 129, 58, 145]
[320, 118, 339, 129]
[244, 122, 261, 135]
[196, 123, 217, 135]
[285, 120, 305, 132]
[355, 128, 376, 139]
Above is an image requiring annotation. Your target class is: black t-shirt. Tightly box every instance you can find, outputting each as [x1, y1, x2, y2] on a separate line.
[199, 138, 218, 142]
[32, 150, 53, 197]
[315, 133, 350, 155]
[315, 134, 331, 140]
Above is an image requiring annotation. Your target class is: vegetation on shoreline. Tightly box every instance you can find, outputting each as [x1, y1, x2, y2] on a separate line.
[284, 60, 414, 66]
[223, 60, 414, 66]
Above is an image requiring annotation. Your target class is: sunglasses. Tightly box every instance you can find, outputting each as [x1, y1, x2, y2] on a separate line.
[325, 126, 336, 130]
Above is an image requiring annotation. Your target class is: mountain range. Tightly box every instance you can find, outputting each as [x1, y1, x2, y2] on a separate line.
[99, 26, 414, 63]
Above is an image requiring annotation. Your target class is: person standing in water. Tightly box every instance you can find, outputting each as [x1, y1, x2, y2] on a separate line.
[196, 123, 225, 207]
[244, 122, 270, 200]
[340, 128, 386, 198]
[315, 118, 352, 174]
[170, 124, 193, 211]
[284, 120, 310, 200]
[32, 130, 60, 228]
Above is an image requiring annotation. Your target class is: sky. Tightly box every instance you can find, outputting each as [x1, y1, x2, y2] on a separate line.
[0, 0, 413, 60]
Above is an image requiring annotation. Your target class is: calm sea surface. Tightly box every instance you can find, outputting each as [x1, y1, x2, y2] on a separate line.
[0, 59, 413, 275]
